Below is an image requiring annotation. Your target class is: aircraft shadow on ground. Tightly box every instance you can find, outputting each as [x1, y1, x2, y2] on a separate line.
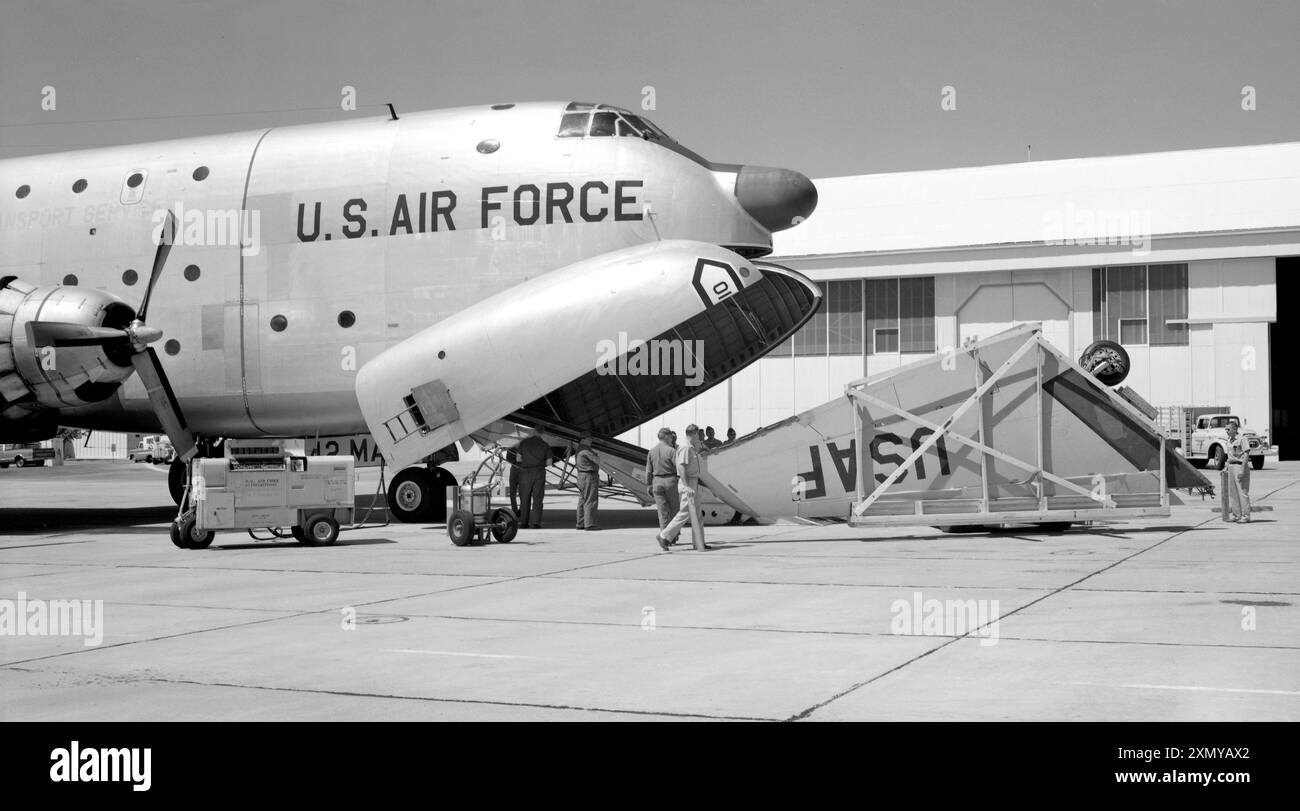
[0, 506, 177, 536]
[207, 537, 399, 551]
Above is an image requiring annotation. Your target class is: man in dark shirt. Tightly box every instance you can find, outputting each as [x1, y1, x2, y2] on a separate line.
[516, 428, 551, 528]
[574, 436, 601, 530]
[703, 426, 723, 450]
[644, 427, 679, 533]
[505, 448, 521, 514]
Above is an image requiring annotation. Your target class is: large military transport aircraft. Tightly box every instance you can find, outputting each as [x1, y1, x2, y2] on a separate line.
[0, 101, 822, 521]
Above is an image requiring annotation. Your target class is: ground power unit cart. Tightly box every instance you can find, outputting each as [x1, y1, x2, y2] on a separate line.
[171, 441, 356, 549]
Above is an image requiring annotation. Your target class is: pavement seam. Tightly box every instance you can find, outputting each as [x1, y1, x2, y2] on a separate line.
[785, 504, 1238, 721]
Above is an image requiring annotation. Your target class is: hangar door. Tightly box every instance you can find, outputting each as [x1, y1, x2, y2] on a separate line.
[957, 282, 1071, 354]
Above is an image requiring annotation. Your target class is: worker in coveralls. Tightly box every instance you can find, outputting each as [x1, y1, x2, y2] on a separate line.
[574, 436, 601, 531]
[655, 424, 708, 551]
[517, 428, 552, 529]
[1223, 422, 1252, 523]
[644, 427, 679, 534]
[505, 448, 521, 514]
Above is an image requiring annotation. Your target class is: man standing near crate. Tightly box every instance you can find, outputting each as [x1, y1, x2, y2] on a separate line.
[517, 428, 552, 529]
[1224, 422, 1252, 523]
[574, 436, 602, 531]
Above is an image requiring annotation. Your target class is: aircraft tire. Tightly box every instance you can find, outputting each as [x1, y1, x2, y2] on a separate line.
[388, 467, 457, 523]
[176, 515, 214, 549]
[169, 521, 191, 549]
[1079, 340, 1130, 387]
[168, 459, 187, 505]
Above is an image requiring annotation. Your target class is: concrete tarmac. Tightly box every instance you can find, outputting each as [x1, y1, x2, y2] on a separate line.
[1, 460, 1297, 721]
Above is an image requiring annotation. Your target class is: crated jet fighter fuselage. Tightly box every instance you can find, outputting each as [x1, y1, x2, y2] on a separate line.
[0, 101, 821, 519]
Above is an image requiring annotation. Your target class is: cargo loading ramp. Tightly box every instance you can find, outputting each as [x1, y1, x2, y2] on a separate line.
[844, 324, 1206, 529]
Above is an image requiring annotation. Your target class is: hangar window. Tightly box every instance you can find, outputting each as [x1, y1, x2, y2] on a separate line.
[867, 277, 935, 355]
[792, 297, 828, 356]
[899, 277, 935, 353]
[827, 280, 864, 354]
[1092, 264, 1187, 347]
[778, 276, 935, 358]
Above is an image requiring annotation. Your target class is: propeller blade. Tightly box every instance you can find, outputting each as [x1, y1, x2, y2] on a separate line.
[130, 347, 197, 462]
[138, 209, 176, 323]
[26, 321, 128, 348]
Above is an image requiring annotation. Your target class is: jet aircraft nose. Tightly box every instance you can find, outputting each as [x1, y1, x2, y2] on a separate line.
[733, 165, 818, 232]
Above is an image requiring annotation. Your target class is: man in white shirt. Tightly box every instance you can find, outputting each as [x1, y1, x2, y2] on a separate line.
[1223, 423, 1252, 523]
[655, 424, 708, 551]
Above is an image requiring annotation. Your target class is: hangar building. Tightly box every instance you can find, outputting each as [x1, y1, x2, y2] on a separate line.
[629, 141, 1298, 456]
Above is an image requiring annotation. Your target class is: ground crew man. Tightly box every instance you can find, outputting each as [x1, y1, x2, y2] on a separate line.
[704, 426, 723, 449]
[574, 436, 601, 530]
[655, 424, 708, 551]
[725, 427, 737, 444]
[505, 448, 521, 514]
[517, 428, 552, 528]
[645, 428, 679, 533]
[1224, 422, 1252, 523]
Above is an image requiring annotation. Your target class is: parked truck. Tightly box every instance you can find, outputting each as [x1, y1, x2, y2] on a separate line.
[1156, 406, 1273, 470]
[0, 441, 55, 468]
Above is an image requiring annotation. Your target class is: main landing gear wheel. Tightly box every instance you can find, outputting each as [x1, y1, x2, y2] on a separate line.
[297, 515, 340, 546]
[447, 508, 475, 546]
[1078, 340, 1131, 387]
[171, 514, 214, 549]
[489, 507, 519, 543]
[387, 467, 458, 523]
[168, 459, 187, 505]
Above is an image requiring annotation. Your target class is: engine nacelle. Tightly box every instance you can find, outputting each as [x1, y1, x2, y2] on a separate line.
[0, 276, 138, 419]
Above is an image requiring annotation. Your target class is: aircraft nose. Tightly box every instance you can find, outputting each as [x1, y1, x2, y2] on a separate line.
[734, 165, 818, 231]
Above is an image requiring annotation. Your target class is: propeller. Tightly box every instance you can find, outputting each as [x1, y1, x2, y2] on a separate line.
[28, 210, 197, 461]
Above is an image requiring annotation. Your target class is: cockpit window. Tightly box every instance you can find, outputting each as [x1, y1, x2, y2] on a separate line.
[590, 111, 618, 137]
[556, 102, 676, 142]
[558, 112, 588, 138]
[623, 114, 668, 141]
[556, 101, 709, 168]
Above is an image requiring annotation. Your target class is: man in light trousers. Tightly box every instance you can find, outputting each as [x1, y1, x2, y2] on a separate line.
[655, 424, 708, 551]
[644, 428, 679, 534]
[1223, 422, 1252, 523]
